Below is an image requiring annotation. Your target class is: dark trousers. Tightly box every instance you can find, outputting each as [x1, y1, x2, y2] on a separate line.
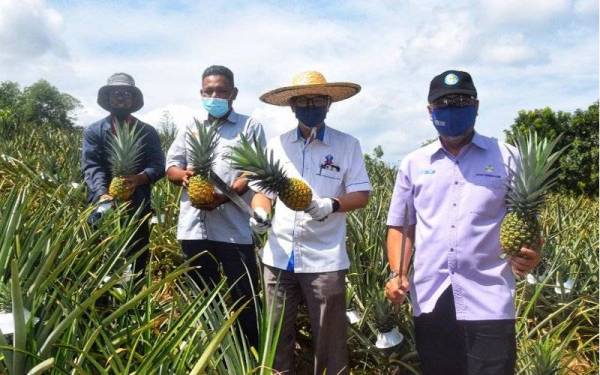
[181, 240, 259, 349]
[263, 265, 348, 375]
[414, 286, 516, 375]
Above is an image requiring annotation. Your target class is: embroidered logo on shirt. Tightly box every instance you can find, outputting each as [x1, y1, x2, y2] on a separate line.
[320, 154, 340, 172]
[421, 169, 436, 175]
[484, 164, 495, 172]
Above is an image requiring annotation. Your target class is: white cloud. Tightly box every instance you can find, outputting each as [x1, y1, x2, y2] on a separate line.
[481, 34, 547, 66]
[0, 0, 67, 63]
[481, 0, 571, 26]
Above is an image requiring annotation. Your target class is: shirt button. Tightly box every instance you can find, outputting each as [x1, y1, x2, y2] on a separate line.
[451, 225, 455, 228]
[450, 248, 454, 252]
[454, 181, 459, 185]
[452, 203, 457, 207]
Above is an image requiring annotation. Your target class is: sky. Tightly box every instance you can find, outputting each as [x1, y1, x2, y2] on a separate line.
[0, 0, 597, 164]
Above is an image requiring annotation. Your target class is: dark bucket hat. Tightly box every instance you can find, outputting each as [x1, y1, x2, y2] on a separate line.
[97, 72, 144, 112]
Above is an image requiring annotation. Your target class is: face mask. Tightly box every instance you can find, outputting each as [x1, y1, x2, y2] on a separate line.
[295, 106, 328, 127]
[431, 105, 477, 137]
[202, 97, 230, 118]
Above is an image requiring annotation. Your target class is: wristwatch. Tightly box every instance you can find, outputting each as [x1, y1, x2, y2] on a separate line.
[330, 198, 341, 213]
[386, 271, 400, 282]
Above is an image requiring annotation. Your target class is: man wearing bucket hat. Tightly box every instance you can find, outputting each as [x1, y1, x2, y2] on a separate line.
[165, 65, 266, 348]
[81, 72, 165, 274]
[384, 70, 540, 375]
[250, 71, 371, 374]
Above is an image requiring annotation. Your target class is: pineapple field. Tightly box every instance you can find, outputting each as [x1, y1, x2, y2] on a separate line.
[0, 115, 598, 374]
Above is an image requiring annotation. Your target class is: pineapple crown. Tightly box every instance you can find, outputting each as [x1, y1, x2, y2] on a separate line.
[107, 119, 145, 176]
[506, 131, 567, 214]
[227, 134, 288, 194]
[186, 118, 220, 177]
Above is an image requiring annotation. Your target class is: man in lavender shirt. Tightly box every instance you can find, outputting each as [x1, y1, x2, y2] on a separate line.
[384, 70, 541, 375]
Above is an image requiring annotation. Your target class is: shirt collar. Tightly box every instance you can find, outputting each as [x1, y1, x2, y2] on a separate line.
[427, 131, 488, 158]
[294, 124, 328, 145]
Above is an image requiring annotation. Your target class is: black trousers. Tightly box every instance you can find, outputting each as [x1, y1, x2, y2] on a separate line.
[414, 286, 516, 375]
[181, 240, 259, 349]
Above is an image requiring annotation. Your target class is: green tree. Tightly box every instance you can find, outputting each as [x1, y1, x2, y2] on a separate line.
[20, 80, 81, 128]
[0, 81, 22, 110]
[504, 102, 599, 197]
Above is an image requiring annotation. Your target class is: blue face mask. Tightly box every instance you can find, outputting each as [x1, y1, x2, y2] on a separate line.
[295, 106, 328, 127]
[202, 97, 230, 118]
[431, 105, 477, 137]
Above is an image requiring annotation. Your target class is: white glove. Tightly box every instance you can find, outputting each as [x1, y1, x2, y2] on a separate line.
[250, 207, 270, 234]
[305, 197, 334, 221]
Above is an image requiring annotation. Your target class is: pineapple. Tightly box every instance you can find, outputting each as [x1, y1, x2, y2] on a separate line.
[228, 135, 312, 211]
[500, 131, 565, 256]
[186, 118, 219, 207]
[107, 120, 145, 201]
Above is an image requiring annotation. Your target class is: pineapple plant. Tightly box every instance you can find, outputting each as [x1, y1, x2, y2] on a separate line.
[186, 118, 219, 207]
[228, 134, 312, 211]
[107, 119, 145, 201]
[500, 131, 565, 256]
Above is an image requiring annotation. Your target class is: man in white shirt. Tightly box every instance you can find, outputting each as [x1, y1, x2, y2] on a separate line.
[166, 65, 265, 348]
[250, 71, 371, 374]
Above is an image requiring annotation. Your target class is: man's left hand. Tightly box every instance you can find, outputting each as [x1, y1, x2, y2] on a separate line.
[123, 173, 149, 189]
[510, 246, 541, 278]
[305, 197, 334, 221]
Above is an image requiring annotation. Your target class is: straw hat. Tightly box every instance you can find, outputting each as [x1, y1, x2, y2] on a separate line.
[260, 71, 361, 106]
[97, 72, 144, 112]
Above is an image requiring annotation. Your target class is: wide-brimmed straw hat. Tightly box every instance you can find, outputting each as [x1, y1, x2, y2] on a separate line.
[97, 72, 144, 112]
[260, 71, 361, 106]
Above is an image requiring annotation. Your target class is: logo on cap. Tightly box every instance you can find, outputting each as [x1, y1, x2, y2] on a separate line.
[444, 73, 459, 85]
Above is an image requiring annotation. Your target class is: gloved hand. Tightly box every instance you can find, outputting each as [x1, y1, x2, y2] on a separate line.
[87, 200, 113, 227]
[305, 197, 334, 221]
[250, 207, 270, 234]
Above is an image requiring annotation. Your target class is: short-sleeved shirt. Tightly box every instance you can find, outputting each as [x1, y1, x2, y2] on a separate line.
[257, 125, 372, 273]
[386, 132, 518, 320]
[166, 110, 266, 244]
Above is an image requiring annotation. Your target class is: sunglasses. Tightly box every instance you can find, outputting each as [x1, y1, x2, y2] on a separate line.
[291, 96, 330, 108]
[431, 95, 477, 108]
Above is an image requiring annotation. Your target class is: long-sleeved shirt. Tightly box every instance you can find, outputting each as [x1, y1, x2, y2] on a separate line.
[386, 132, 519, 320]
[81, 115, 165, 213]
[165, 110, 266, 244]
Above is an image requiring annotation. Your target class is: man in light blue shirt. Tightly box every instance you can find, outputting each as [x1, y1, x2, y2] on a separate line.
[166, 65, 265, 348]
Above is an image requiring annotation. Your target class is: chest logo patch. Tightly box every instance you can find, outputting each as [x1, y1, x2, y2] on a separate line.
[484, 164, 495, 173]
[320, 154, 340, 172]
[421, 169, 436, 175]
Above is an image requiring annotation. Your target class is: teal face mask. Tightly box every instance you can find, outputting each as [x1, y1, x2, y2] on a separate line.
[202, 97, 230, 118]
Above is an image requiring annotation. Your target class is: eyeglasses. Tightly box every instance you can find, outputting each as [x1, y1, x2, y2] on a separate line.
[431, 94, 477, 108]
[110, 89, 133, 99]
[291, 96, 330, 108]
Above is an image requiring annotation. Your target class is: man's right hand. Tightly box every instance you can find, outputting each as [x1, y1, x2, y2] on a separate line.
[181, 170, 194, 187]
[385, 274, 410, 305]
[250, 207, 270, 234]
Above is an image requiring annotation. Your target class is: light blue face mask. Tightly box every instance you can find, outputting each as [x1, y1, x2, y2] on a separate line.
[202, 97, 230, 118]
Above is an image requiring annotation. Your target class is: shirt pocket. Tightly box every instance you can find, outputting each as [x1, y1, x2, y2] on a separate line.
[314, 166, 344, 197]
[466, 175, 507, 219]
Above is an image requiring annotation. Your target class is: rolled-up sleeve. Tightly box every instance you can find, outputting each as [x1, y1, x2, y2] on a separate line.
[386, 159, 416, 227]
[81, 126, 108, 203]
[344, 139, 372, 193]
[166, 125, 188, 171]
[142, 127, 166, 183]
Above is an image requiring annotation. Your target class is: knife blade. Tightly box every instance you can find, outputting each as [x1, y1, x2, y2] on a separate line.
[208, 172, 271, 226]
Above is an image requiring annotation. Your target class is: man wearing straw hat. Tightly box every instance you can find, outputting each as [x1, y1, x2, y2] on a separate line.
[81, 72, 165, 274]
[250, 71, 371, 374]
[384, 70, 540, 375]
